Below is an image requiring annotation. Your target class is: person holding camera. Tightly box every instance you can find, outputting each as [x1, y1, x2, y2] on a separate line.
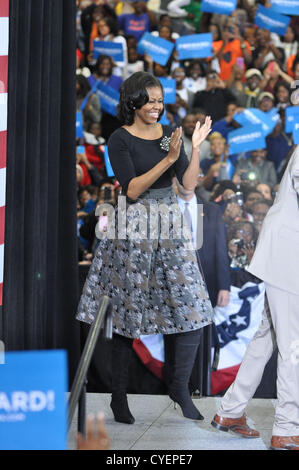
[233, 148, 277, 189]
[77, 72, 214, 425]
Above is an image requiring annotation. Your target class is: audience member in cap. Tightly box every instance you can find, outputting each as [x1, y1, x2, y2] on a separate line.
[257, 92, 275, 112]
[227, 67, 263, 108]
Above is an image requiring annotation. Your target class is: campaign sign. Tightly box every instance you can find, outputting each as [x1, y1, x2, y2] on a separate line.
[103, 146, 115, 177]
[137, 33, 174, 66]
[93, 81, 119, 117]
[254, 5, 290, 36]
[159, 78, 176, 104]
[93, 40, 124, 62]
[200, 0, 237, 15]
[76, 111, 84, 138]
[234, 108, 276, 137]
[176, 33, 213, 60]
[270, 0, 299, 16]
[227, 125, 266, 155]
[292, 122, 299, 144]
[266, 107, 280, 126]
[285, 106, 299, 133]
[0, 350, 67, 450]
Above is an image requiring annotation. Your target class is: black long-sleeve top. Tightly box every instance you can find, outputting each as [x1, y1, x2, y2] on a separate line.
[107, 125, 190, 195]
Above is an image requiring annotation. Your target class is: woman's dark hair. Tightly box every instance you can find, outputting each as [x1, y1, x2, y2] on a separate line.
[95, 54, 114, 76]
[227, 220, 258, 245]
[98, 16, 119, 37]
[117, 72, 164, 125]
[185, 59, 206, 78]
[210, 180, 238, 201]
[273, 80, 291, 102]
[76, 74, 91, 98]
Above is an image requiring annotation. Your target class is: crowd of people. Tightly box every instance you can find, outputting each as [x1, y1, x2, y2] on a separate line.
[76, 0, 299, 290]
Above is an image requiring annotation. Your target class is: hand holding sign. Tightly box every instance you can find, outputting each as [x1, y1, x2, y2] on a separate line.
[192, 116, 213, 149]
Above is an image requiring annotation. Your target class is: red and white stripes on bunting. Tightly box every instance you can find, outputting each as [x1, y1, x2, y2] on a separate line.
[0, 0, 9, 306]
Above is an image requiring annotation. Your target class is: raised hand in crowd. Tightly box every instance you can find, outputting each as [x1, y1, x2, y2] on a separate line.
[77, 413, 110, 451]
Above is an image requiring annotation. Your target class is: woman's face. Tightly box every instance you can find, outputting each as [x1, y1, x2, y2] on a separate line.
[98, 20, 110, 37]
[276, 85, 289, 103]
[284, 26, 295, 43]
[211, 138, 225, 157]
[98, 58, 112, 76]
[135, 86, 164, 125]
[236, 224, 253, 244]
[257, 28, 270, 47]
[159, 26, 171, 41]
[256, 184, 272, 200]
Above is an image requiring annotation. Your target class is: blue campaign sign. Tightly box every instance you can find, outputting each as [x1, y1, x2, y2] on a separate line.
[137, 33, 174, 66]
[234, 108, 276, 137]
[201, 0, 237, 15]
[227, 125, 266, 155]
[285, 106, 299, 133]
[176, 33, 213, 60]
[103, 146, 115, 177]
[93, 40, 124, 62]
[93, 81, 119, 117]
[293, 122, 299, 144]
[255, 5, 290, 36]
[270, 0, 299, 16]
[159, 78, 176, 104]
[76, 111, 84, 138]
[0, 350, 67, 450]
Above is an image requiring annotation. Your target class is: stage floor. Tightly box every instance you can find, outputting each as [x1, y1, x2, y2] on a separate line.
[68, 394, 276, 450]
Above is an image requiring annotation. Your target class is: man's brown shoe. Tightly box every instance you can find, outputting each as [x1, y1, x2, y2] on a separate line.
[270, 436, 299, 450]
[211, 413, 260, 438]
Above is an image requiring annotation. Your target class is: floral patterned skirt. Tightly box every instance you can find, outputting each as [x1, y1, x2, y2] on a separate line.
[76, 186, 214, 338]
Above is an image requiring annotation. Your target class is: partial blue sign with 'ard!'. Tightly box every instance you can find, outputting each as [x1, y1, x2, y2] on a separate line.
[137, 33, 174, 66]
[227, 125, 266, 155]
[159, 78, 176, 104]
[76, 111, 84, 138]
[292, 121, 299, 144]
[93, 40, 124, 62]
[234, 108, 277, 137]
[92, 81, 119, 117]
[0, 350, 67, 450]
[285, 106, 299, 133]
[255, 5, 290, 36]
[270, 0, 299, 16]
[201, 0, 237, 15]
[176, 33, 213, 60]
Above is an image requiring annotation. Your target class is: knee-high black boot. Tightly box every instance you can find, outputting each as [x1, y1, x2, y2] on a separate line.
[163, 334, 176, 387]
[168, 329, 204, 420]
[110, 333, 135, 424]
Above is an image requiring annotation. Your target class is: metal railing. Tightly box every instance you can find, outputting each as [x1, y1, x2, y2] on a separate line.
[68, 296, 113, 435]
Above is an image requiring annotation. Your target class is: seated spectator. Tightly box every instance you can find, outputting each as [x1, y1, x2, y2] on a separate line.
[88, 54, 123, 90]
[261, 60, 293, 95]
[252, 199, 272, 234]
[181, 113, 210, 162]
[227, 220, 260, 287]
[211, 102, 240, 139]
[83, 122, 106, 177]
[251, 28, 284, 70]
[91, 16, 128, 77]
[80, 0, 117, 61]
[257, 91, 275, 112]
[227, 67, 263, 108]
[76, 74, 102, 131]
[183, 60, 207, 94]
[233, 148, 277, 189]
[273, 81, 291, 110]
[274, 25, 298, 69]
[266, 110, 293, 173]
[125, 46, 144, 78]
[212, 23, 252, 82]
[201, 132, 233, 191]
[117, 1, 156, 42]
[77, 147, 104, 188]
[256, 183, 273, 202]
[241, 188, 264, 221]
[172, 67, 194, 112]
[192, 70, 236, 122]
